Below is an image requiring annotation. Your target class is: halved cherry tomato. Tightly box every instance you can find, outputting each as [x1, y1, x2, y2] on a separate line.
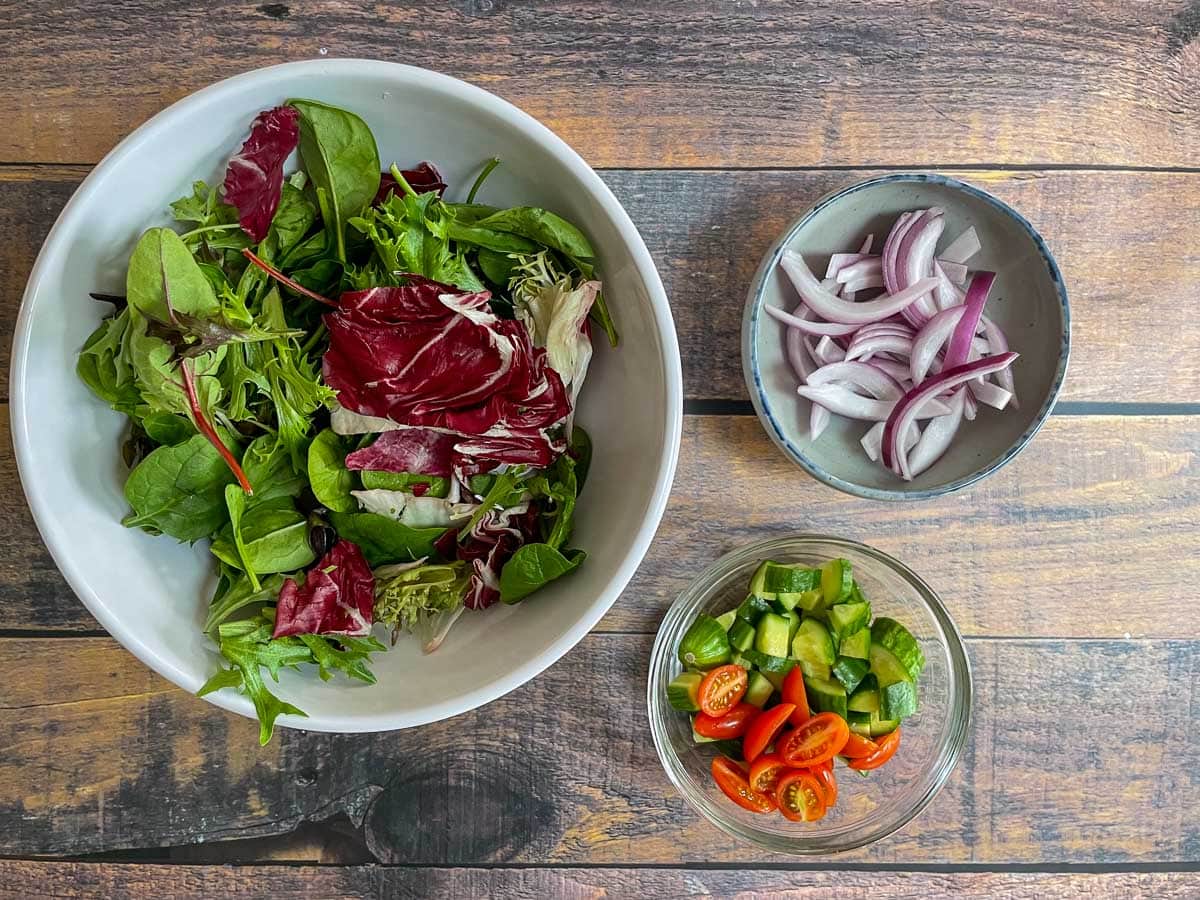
[748, 753, 790, 797]
[776, 769, 827, 822]
[712, 755, 776, 814]
[848, 728, 901, 771]
[812, 760, 838, 808]
[742, 702, 796, 763]
[778, 712, 850, 768]
[698, 664, 748, 717]
[781, 666, 811, 726]
[841, 731, 880, 759]
[693, 701, 759, 740]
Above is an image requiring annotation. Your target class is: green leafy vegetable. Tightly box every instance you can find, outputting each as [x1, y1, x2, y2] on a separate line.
[359, 470, 449, 498]
[307, 428, 357, 512]
[204, 570, 287, 632]
[328, 511, 445, 566]
[373, 560, 471, 651]
[500, 543, 585, 604]
[76, 309, 138, 414]
[126, 227, 222, 323]
[211, 503, 316, 575]
[241, 434, 307, 508]
[224, 484, 260, 590]
[122, 433, 237, 541]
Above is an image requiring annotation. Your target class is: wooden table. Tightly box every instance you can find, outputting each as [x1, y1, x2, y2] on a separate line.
[2, 2, 1198, 897]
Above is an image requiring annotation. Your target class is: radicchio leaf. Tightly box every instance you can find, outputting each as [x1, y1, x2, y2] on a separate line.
[221, 106, 301, 243]
[273, 539, 375, 638]
[457, 504, 540, 609]
[344, 428, 458, 476]
[374, 162, 447, 205]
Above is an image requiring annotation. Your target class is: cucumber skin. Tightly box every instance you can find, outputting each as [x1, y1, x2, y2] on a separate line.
[762, 562, 821, 594]
[832, 656, 870, 694]
[820, 558, 854, 604]
[792, 618, 836, 667]
[871, 617, 926, 679]
[804, 674, 848, 719]
[828, 601, 871, 637]
[744, 671, 775, 708]
[666, 672, 703, 711]
[847, 684, 880, 714]
[881, 680, 919, 720]
[728, 618, 756, 652]
[677, 614, 732, 670]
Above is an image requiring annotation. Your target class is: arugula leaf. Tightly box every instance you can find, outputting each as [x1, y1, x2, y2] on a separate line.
[224, 484, 260, 590]
[76, 309, 139, 414]
[289, 99, 381, 262]
[204, 570, 287, 632]
[499, 544, 586, 604]
[122, 433, 236, 541]
[211, 503, 316, 575]
[307, 428, 357, 513]
[127, 227, 222, 323]
[328, 511, 446, 566]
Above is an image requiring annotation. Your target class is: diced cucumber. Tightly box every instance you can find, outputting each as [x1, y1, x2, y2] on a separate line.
[775, 591, 804, 611]
[804, 674, 848, 719]
[728, 618, 755, 652]
[741, 648, 796, 676]
[871, 617, 926, 679]
[798, 659, 832, 681]
[849, 580, 866, 605]
[736, 594, 774, 626]
[744, 670, 774, 708]
[880, 680, 919, 720]
[820, 558, 853, 605]
[839, 626, 871, 660]
[747, 561, 770, 595]
[828, 601, 871, 637]
[667, 672, 703, 711]
[847, 681, 880, 714]
[731, 651, 755, 670]
[779, 608, 801, 642]
[796, 589, 827, 616]
[715, 609, 737, 631]
[791, 618, 836, 670]
[868, 642, 914, 688]
[871, 714, 900, 737]
[847, 710, 873, 737]
[763, 669, 787, 691]
[755, 612, 792, 658]
[760, 561, 821, 594]
[832, 656, 870, 694]
[677, 614, 731, 670]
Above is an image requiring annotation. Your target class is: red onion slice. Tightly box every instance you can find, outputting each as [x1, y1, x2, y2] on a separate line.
[813, 335, 846, 365]
[905, 388, 967, 479]
[807, 361, 904, 400]
[845, 333, 915, 362]
[882, 212, 916, 294]
[861, 420, 918, 461]
[940, 226, 981, 265]
[810, 403, 831, 441]
[780, 250, 940, 325]
[784, 304, 817, 381]
[836, 257, 883, 284]
[798, 384, 951, 421]
[980, 314, 1019, 408]
[897, 208, 945, 321]
[968, 379, 1013, 410]
[867, 357, 914, 386]
[857, 234, 874, 254]
[910, 305, 966, 384]
[935, 260, 968, 284]
[944, 271, 995, 369]
[765, 302, 860, 336]
[825, 252, 875, 279]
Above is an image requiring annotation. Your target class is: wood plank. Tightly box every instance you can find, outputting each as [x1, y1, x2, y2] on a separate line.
[4, 2, 1199, 168]
[1, 634, 1198, 863]
[2, 862, 1198, 900]
[1, 410, 1194, 639]
[4, 166, 1199, 403]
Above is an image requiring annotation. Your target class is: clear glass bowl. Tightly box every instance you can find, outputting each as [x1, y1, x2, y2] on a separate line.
[647, 535, 972, 854]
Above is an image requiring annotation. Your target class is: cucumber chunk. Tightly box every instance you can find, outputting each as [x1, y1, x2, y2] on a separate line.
[736, 594, 774, 626]
[741, 648, 796, 675]
[881, 680, 918, 720]
[761, 561, 821, 594]
[744, 670, 774, 708]
[798, 659, 832, 680]
[868, 642, 914, 688]
[832, 656, 870, 694]
[796, 588, 827, 617]
[871, 715, 901, 737]
[715, 609, 737, 632]
[677, 614, 731, 670]
[667, 672, 703, 711]
[820, 558, 853, 605]
[871, 617, 926, 679]
[791, 618, 836, 669]
[775, 591, 804, 612]
[731, 651, 755, 670]
[778, 608, 801, 642]
[849, 580, 867, 604]
[847, 710, 873, 737]
[847, 680, 880, 714]
[828, 601, 871, 637]
[727, 618, 756, 652]
[755, 612, 792, 658]
[804, 674, 848, 719]
[839, 626, 871, 660]
[747, 561, 770, 595]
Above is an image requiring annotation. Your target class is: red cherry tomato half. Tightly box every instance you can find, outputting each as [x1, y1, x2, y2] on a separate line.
[698, 664, 748, 717]
[781, 666, 811, 726]
[778, 712, 850, 768]
[848, 727, 902, 771]
[693, 702, 759, 740]
[712, 755, 776, 814]
[812, 760, 838, 808]
[841, 731, 880, 759]
[747, 753, 790, 797]
[742, 702, 796, 763]
[776, 769, 827, 822]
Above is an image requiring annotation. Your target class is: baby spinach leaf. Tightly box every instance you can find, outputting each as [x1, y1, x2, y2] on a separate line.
[289, 99, 381, 262]
[241, 434, 307, 508]
[476, 247, 518, 289]
[308, 428, 357, 513]
[328, 511, 445, 566]
[211, 503, 316, 575]
[224, 484, 261, 590]
[141, 412, 195, 446]
[499, 544, 585, 604]
[122, 433, 236, 541]
[269, 180, 316, 258]
[472, 206, 595, 261]
[126, 227, 221, 324]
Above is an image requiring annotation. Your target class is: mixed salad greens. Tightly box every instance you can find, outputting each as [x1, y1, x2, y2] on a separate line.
[77, 99, 615, 743]
[669, 558, 924, 821]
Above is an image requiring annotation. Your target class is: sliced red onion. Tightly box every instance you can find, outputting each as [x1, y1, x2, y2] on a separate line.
[935, 260, 968, 283]
[897, 208, 944, 322]
[836, 257, 882, 284]
[813, 335, 846, 365]
[810, 403, 831, 441]
[968, 379, 1013, 410]
[940, 226, 981, 264]
[882, 353, 1018, 471]
[944, 271, 995, 369]
[798, 384, 951, 421]
[807, 361, 904, 400]
[868, 357, 914, 385]
[765, 302, 860, 336]
[825, 252, 874, 279]
[845, 333, 915, 362]
[858, 234, 874, 254]
[963, 389, 978, 421]
[842, 275, 884, 294]
[905, 388, 967, 479]
[980, 314, 1018, 408]
[933, 260, 962, 310]
[882, 211, 916, 294]
[784, 304, 817, 381]
[861, 420, 918, 462]
[910, 305, 965, 384]
[780, 250, 939, 325]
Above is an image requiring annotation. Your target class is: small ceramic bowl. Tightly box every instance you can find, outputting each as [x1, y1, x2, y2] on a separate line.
[742, 173, 1070, 500]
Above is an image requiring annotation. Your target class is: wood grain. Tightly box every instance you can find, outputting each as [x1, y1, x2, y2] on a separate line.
[1, 409, 1194, 639]
[3, 2, 1199, 168]
[3, 166, 1199, 402]
[2, 633, 1198, 863]
[2, 862, 1198, 900]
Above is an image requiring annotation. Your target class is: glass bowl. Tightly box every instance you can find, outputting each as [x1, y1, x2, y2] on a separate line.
[647, 535, 972, 854]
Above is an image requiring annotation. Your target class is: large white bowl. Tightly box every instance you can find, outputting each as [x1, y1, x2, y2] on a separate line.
[11, 60, 682, 733]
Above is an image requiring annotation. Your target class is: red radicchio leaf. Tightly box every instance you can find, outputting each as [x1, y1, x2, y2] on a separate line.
[374, 162, 447, 205]
[221, 105, 300, 243]
[273, 540, 375, 638]
[459, 504, 540, 610]
[344, 428, 458, 476]
[323, 277, 570, 472]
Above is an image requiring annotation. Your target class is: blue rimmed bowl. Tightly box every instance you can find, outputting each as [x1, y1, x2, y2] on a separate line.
[742, 173, 1070, 501]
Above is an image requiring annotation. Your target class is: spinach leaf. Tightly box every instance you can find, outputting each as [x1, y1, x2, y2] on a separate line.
[569, 425, 593, 491]
[328, 511, 445, 566]
[123, 433, 236, 541]
[307, 428, 357, 513]
[241, 434, 307, 508]
[476, 247, 518, 288]
[269, 180, 316, 258]
[211, 503, 316, 575]
[126, 311, 226, 417]
[204, 570, 287, 632]
[499, 544, 585, 604]
[126, 227, 221, 323]
[141, 412, 194, 446]
[472, 206, 594, 260]
[224, 484, 261, 590]
[289, 99, 381, 262]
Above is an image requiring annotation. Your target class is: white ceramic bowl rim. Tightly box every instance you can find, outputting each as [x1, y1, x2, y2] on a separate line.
[10, 59, 683, 731]
[744, 172, 1071, 501]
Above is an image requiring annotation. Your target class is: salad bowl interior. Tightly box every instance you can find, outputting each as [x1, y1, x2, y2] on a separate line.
[11, 60, 682, 732]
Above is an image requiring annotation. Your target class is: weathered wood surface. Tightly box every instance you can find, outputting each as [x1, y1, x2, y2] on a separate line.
[2, 633, 1197, 863]
[1, 409, 1194, 639]
[4, 166, 1200, 403]
[2, 862, 1197, 900]
[3, 1, 1199, 169]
